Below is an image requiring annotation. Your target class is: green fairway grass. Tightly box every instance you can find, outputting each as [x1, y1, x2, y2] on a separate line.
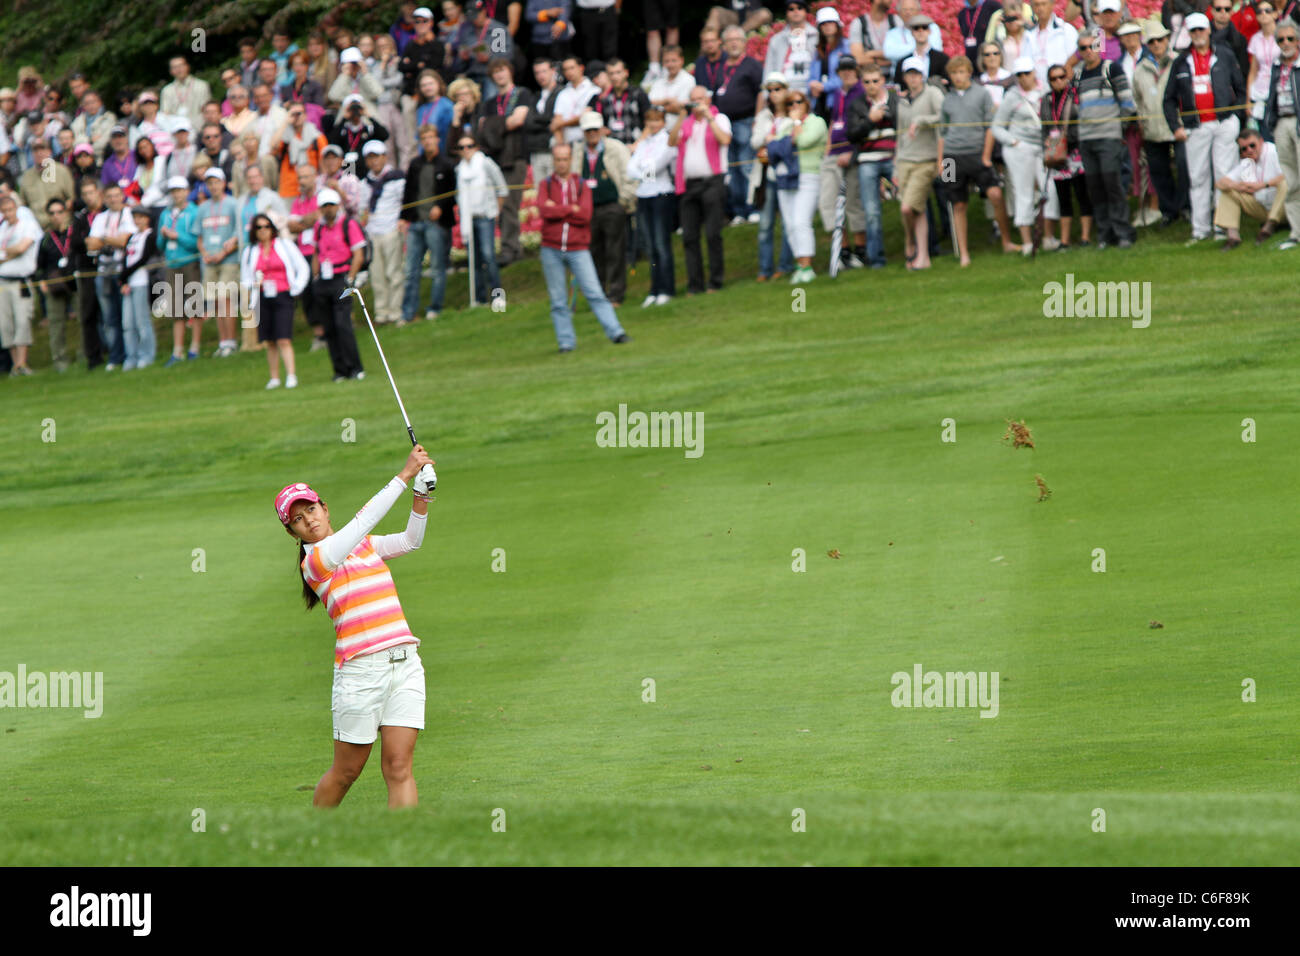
[2, 218, 1297, 865]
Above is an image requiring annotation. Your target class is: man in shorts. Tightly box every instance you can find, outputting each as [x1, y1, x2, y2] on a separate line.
[194, 168, 242, 356]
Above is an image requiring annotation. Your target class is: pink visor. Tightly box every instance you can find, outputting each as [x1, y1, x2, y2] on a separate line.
[275, 482, 320, 524]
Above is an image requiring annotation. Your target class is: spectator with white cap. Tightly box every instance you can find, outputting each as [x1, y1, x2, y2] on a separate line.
[1093, 0, 1126, 61]
[320, 143, 365, 216]
[308, 187, 367, 381]
[752, 72, 796, 280]
[164, 120, 197, 183]
[993, 56, 1047, 254]
[117, 203, 159, 371]
[577, 110, 635, 306]
[1116, 20, 1161, 226]
[326, 95, 390, 166]
[1166, 12, 1247, 241]
[157, 175, 203, 366]
[86, 182, 135, 369]
[358, 139, 407, 325]
[1214, 126, 1286, 247]
[894, 55, 944, 270]
[810, 7, 854, 104]
[329, 47, 383, 114]
[193, 167, 243, 357]
[399, 8, 446, 146]
[1262, 17, 1300, 248]
[455, 129, 507, 305]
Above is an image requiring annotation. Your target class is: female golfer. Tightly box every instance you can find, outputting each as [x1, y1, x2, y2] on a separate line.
[275, 444, 436, 808]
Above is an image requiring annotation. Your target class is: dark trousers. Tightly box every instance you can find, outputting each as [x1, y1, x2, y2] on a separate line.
[590, 201, 628, 303]
[575, 8, 618, 61]
[499, 162, 528, 263]
[639, 193, 676, 296]
[1079, 138, 1136, 244]
[680, 174, 726, 293]
[311, 276, 364, 378]
[77, 273, 104, 368]
[1143, 139, 1190, 220]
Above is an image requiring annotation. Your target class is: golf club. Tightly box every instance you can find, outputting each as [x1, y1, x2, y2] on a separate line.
[340, 285, 437, 489]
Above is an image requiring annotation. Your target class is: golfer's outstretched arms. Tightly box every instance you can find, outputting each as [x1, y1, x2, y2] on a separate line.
[371, 506, 427, 559]
[311, 476, 410, 571]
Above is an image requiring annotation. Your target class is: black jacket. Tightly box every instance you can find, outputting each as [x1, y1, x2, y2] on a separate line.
[526, 82, 564, 155]
[398, 37, 447, 97]
[1263, 55, 1300, 138]
[1165, 44, 1247, 132]
[475, 85, 536, 168]
[845, 88, 899, 159]
[70, 205, 100, 271]
[401, 150, 457, 225]
[36, 226, 77, 292]
[326, 118, 390, 157]
[1211, 23, 1250, 79]
[894, 50, 950, 90]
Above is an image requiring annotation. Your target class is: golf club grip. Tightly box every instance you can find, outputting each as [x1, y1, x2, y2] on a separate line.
[407, 426, 418, 446]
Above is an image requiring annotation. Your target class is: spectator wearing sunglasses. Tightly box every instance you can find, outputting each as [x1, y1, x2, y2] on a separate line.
[1134, 23, 1191, 226]
[1262, 20, 1300, 246]
[1247, 3, 1283, 129]
[1212, 0, 1252, 76]
[1074, 28, 1138, 247]
[1215, 127, 1286, 246]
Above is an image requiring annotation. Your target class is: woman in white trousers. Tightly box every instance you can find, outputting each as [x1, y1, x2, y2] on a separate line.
[992, 58, 1047, 254]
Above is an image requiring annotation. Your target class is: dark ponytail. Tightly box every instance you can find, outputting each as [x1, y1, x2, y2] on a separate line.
[297, 540, 320, 611]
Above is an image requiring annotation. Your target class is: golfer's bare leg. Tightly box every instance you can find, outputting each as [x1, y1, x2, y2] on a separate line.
[314, 739, 372, 807]
[379, 725, 418, 809]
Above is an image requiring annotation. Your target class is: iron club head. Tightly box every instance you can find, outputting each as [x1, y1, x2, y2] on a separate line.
[338, 286, 360, 301]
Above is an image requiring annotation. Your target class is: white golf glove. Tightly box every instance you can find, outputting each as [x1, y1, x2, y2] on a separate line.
[413, 462, 437, 494]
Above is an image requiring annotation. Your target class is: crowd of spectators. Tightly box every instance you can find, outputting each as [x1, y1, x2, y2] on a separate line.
[0, 0, 1292, 380]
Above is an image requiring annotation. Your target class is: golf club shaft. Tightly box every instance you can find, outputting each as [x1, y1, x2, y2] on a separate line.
[345, 288, 419, 445]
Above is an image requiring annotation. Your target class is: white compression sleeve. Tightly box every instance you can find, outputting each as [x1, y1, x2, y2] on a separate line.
[370, 508, 427, 560]
[315, 476, 408, 570]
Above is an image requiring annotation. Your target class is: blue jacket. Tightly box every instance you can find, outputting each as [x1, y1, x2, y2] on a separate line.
[158, 202, 199, 267]
[765, 135, 800, 190]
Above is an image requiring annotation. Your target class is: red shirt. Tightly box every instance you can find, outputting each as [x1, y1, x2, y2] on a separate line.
[538, 174, 592, 252]
[1192, 48, 1217, 123]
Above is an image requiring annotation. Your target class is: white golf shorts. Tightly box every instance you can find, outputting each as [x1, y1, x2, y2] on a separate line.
[331, 643, 425, 744]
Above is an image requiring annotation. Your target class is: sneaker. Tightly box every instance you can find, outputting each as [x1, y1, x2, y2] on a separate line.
[333, 374, 348, 383]
[352, 370, 366, 380]
[1117, 238, 1133, 249]
[612, 333, 631, 344]
[729, 215, 747, 227]
[10, 366, 33, 377]
[310, 336, 327, 352]
[788, 269, 801, 284]
[654, 294, 671, 305]
[104, 363, 119, 372]
[747, 212, 761, 224]
[794, 267, 815, 283]
[1278, 238, 1299, 250]
[164, 354, 184, 368]
[122, 360, 136, 371]
[1022, 245, 1034, 257]
[425, 309, 439, 321]
[285, 374, 298, 389]
[842, 249, 866, 269]
[1040, 236, 1061, 251]
[1213, 226, 1227, 240]
[186, 351, 199, 360]
[558, 345, 575, 353]
[641, 294, 657, 308]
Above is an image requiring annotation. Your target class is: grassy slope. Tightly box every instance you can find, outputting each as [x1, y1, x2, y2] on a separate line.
[1, 218, 1297, 865]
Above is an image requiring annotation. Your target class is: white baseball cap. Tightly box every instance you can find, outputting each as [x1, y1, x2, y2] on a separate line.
[413, 6, 434, 18]
[816, 7, 841, 25]
[579, 111, 604, 131]
[317, 188, 341, 206]
[1185, 11, 1211, 30]
[340, 47, 364, 65]
[166, 175, 189, 190]
[361, 139, 387, 155]
[901, 56, 926, 74]
[1095, 0, 1121, 11]
[203, 167, 226, 182]
[342, 93, 366, 109]
[764, 71, 788, 87]
[1012, 56, 1035, 75]
[172, 119, 192, 133]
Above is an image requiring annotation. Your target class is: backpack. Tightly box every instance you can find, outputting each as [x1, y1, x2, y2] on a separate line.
[857, 13, 903, 52]
[314, 214, 372, 270]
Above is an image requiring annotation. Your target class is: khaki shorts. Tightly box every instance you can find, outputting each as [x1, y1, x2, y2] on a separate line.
[896, 160, 938, 212]
[0, 280, 33, 348]
[331, 644, 425, 745]
[201, 260, 240, 304]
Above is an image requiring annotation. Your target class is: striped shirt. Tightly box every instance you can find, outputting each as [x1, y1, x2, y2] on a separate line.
[1074, 59, 1134, 142]
[300, 476, 426, 666]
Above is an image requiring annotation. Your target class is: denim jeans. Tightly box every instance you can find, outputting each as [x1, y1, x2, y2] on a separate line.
[637, 193, 676, 297]
[757, 180, 795, 277]
[95, 274, 126, 366]
[121, 282, 156, 368]
[402, 220, 450, 318]
[727, 117, 755, 219]
[468, 216, 500, 304]
[855, 158, 894, 267]
[540, 246, 625, 350]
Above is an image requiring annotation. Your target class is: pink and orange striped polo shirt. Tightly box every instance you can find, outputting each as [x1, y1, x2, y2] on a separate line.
[302, 535, 419, 667]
